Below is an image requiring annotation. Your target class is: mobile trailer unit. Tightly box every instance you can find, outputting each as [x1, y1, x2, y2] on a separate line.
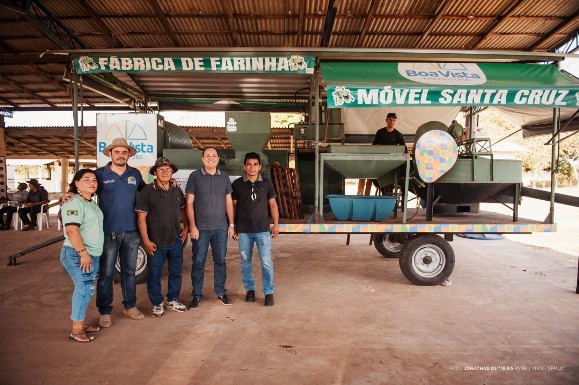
[55, 48, 577, 288]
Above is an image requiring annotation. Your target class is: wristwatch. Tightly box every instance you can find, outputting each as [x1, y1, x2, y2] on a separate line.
[229, 223, 235, 227]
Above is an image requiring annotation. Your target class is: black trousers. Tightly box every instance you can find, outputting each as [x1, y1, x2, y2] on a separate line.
[18, 205, 45, 227]
[0, 206, 17, 227]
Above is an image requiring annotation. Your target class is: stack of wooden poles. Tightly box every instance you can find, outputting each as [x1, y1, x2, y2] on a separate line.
[270, 162, 303, 220]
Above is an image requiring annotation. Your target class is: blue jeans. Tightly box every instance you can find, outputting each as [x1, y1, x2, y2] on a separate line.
[238, 232, 275, 295]
[96, 231, 141, 314]
[191, 229, 228, 298]
[147, 237, 183, 306]
[60, 246, 100, 321]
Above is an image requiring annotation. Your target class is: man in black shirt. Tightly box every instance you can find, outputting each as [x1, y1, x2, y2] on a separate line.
[18, 179, 49, 231]
[136, 157, 188, 317]
[372, 112, 406, 196]
[232, 152, 279, 307]
[372, 112, 406, 147]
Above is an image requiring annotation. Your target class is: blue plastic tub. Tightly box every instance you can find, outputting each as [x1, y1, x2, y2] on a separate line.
[327, 195, 397, 221]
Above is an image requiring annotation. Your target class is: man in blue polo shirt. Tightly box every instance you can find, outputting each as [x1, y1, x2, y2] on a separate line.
[185, 147, 235, 309]
[95, 138, 147, 328]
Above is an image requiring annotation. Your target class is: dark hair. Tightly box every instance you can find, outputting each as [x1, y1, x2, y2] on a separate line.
[243, 152, 261, 165]
[202, 147, 218, 157]
[18, 182, 27, 190]
[68, 169, 97, 194]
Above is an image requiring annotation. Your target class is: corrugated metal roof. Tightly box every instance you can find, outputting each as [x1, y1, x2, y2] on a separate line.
[0, 0, 577, 112]
[2, 124, 295, 158]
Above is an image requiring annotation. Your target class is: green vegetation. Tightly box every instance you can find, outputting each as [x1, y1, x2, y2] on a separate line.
[477, 109, 579, 187]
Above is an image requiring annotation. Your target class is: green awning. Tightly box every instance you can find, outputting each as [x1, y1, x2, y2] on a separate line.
[75, 55, 315, 75]
[322, 62, 579, 108]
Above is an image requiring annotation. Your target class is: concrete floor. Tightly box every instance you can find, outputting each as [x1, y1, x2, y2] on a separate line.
[0, 226, 578, 385]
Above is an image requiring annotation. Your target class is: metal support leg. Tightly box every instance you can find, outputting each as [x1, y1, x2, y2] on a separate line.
[425, 183, 434, 221]
[513, 183, 520, 222]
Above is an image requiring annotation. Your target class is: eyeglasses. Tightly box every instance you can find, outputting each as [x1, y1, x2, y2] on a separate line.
[156, 168, 173, 173]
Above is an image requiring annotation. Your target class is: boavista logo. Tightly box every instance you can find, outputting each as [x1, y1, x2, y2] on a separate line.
[398, 63, 487, 85]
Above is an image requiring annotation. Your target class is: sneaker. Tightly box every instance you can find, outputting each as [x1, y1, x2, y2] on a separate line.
[123, 306, 145, 320]
[22, 224, 34, 231]
[152, 303, 164, 318]
[189, 297, 201, 309]
[167, 300, 187, 312]
[265, 294, 274, 307]
[99, 314, 112, 328]
[218, 294, 232, 305]
[245, 290, 255, 302]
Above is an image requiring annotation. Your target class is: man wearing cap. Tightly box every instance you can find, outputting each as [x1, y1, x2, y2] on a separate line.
[372, 112, 406, 147]
[18, 179, 49, 231]
[185, 147, 235, 309]
[135, 157, 188, 318]
[0, 182, 28, 230]
[95, 138, 146, 327]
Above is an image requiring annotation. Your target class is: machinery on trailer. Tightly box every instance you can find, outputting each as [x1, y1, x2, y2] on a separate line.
[45, 47, 578, 287]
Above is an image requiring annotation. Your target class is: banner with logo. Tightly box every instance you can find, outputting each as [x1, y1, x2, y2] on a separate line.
[76, 55, 315, 75]
[96, 113, 160, 168]
[323, 62, 579, 108]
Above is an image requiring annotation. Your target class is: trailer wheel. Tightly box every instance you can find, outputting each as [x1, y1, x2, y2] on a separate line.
[399, 234, 454, 286]
[374, 233, 410, 258]
[113, 244, 148, 284]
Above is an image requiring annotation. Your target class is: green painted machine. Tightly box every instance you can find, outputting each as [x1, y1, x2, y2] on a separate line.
[411, 121, 523, 218]
[163, 112, 285, 177]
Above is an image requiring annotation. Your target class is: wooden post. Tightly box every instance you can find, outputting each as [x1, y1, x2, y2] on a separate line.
[0, 117, 7, 200]
[60, 157, 69, 193]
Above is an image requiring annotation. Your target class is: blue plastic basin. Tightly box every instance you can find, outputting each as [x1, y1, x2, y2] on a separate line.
[327, 195, 397, 221]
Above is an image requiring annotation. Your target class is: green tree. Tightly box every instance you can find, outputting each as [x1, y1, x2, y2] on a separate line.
[476, 109, 579, 186]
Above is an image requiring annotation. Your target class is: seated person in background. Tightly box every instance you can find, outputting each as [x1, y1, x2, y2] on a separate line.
[18, 179, 49, 231]
[0, 182, 28, 230]
[372, 112, 406, 147]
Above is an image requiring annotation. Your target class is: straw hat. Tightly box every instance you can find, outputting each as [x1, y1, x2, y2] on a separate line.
[102, 138, 137, 157]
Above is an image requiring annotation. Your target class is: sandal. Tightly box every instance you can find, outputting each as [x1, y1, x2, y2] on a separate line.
[83, 325, 101, 333]
[69, 332, 95, 343]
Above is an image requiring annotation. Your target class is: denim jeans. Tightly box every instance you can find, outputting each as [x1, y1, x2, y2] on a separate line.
[191, 229, 228, 298]
[60, 245, 100, 321]
[96, 231, 141, 314]
[238, 232, 275, 295]
[147, 236, 183, 306]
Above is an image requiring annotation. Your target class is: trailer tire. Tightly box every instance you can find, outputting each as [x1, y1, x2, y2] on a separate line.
[399, 234, 454, 286]
[113, 244, 148, 284]
[374, 233, 410, 258]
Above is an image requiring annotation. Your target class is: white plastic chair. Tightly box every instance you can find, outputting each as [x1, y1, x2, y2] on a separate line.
[37, 206, 49, 231]
[12, 213, 21, 231]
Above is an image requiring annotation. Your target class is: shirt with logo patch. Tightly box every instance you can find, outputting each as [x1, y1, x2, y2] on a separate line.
[96, 162, 146, 234]
[62, 195, 104, 256]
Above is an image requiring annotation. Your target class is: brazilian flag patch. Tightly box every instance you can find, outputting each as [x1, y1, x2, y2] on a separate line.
[66, 210, 79, 216]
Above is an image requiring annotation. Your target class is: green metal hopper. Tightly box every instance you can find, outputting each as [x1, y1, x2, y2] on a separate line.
[320, 145, 411, 222]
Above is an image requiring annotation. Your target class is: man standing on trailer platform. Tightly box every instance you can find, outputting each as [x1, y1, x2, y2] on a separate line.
[372, 112, 406, 147]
